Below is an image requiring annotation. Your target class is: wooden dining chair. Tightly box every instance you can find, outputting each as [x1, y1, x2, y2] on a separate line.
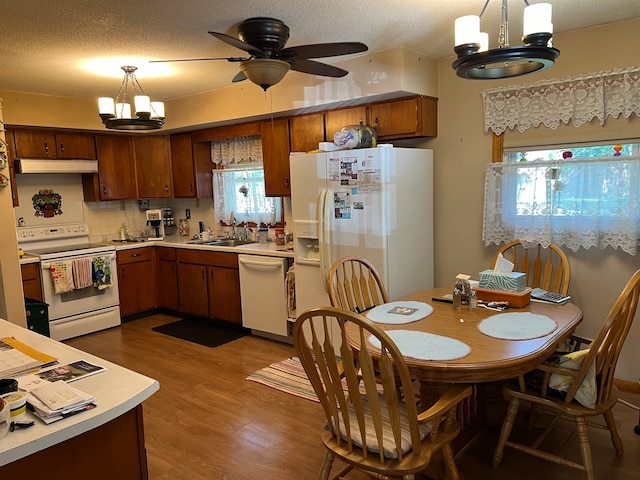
[492, 269, 640, 480]
[293, 306, 472, 480]
[327, 256, 389, 313]
[491, 240, 571, 294]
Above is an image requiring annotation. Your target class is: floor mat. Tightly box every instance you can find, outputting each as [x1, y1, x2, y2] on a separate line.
[246, 356, 320, 402]
[152, 318, 248, 347]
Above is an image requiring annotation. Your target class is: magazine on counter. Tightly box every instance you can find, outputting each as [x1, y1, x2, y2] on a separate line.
[17, 359, 106, 391]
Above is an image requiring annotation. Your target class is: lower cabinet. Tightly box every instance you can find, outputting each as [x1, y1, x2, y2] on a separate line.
[21, 263, 43, 302]
[176, 249, 242, 324]
[156, 247, 179, 311]
[117, 248, 157, 317]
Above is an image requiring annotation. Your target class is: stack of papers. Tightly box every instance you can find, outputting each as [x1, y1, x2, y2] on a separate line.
[24, 380, 96, 424]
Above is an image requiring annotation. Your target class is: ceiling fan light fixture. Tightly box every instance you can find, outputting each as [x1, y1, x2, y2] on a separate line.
[98, 66, 165, 130]
[452, 0, 560, 80]
[239, 59, 290, 91]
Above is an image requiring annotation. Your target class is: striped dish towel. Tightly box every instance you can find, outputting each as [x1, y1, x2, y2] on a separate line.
[72, 258, 93, 289]
[49, 261, 74, 294]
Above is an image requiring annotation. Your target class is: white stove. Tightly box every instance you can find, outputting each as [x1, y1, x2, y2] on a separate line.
[17, 222, 121, 341]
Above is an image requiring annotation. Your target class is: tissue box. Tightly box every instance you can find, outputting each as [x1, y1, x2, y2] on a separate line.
[479, 270, 526, 292]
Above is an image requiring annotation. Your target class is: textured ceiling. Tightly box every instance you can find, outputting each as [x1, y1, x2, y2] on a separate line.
[1, 0, 639, 102]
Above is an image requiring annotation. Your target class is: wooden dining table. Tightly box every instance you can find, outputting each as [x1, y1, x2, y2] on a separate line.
[345, 287, 583, 386]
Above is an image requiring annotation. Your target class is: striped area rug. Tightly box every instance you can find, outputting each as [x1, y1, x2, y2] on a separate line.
[246, 356, 320, 402]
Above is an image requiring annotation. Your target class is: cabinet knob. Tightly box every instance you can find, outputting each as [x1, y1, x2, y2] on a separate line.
[103, 186, 107, 195]
[59, 142, 65, 153]
[44, 142, 49, 154]
[131, 253, 140, 258]
[165, 184, 169, 192]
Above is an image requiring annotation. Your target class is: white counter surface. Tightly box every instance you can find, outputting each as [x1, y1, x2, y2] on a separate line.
[0, 319, 159, 466]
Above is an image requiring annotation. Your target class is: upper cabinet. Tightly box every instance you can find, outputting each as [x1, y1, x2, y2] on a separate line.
[83, 135, 136, 201]
[261, 118, 291, 197]
[133, 135, 173, 198]
[324, 106, 368, 142]
[170, 133, 196, 198]
[13, 130, 96, 159]
[370, 96, 438, 140]
[289, 113, 325, 153]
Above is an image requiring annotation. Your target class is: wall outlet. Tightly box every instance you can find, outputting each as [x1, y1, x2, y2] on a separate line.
[185, 208, 191, 219]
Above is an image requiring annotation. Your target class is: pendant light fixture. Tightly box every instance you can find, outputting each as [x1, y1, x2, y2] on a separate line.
[452, 0, 560, 80]
[98, 66, 165, 130]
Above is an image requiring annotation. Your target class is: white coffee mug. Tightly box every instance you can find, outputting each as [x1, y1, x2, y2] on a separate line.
[0, 397, 10, 439]
[198, 230, 211, 241]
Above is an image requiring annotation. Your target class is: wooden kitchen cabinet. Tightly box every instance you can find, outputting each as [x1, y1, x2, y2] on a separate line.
[117, 248, 157, 317]
[13, 130, 96, 159]
[176, 249, 242, 324]
[83, 135, 136, 201]
[370, 96, 438, 140]
[169, 133, 197, 198]
[325, 106, 368, 141]
[133, 135, 173, 198]
[21, 263, 43, 302]
[289, 113, 325, 153]
[261, 118, 291, 197]
[156, 247, 179, 311]
[5, 130, 20, 206]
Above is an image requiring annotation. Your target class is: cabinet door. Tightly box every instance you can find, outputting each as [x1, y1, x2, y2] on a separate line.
[55, 133, 97, 159]
[14, 131, 57, 158]
[177, 263, 209, 317]
[133, 136, 172, 198]
[289, 113, 324, 153]
[118, 261, 156, 316]
[170, 133, 196, 198]
[261, 118, 291, 197]
[21, 263, 43, 302]
[207, 266, 242, 325]
[84, 135, 136, 201]
[156, 248, 179, 311]
[5, 131, 19, 206]
[324, 106, 368, 142]
[370, 96, 438, 140]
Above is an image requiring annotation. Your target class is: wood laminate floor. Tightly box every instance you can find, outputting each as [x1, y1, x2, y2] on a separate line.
[66, 313, 640, 480]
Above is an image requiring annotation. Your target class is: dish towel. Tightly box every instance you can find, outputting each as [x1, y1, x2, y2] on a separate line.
[92, 256, 113, 290]
[72, 258, 93, 289]
[49, 261, 74, 294]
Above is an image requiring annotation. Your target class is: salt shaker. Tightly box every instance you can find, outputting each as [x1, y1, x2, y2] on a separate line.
[452, 288, 462, 310]
[469, 290, 478, 311]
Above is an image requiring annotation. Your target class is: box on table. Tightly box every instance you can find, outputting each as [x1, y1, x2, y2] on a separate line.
[479, 270, 526, 292]
[474, 287, 531, 308]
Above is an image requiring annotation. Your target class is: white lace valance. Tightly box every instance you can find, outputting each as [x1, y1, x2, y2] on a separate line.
[482, 66, 640, 135]
[211, 136, 262, 165]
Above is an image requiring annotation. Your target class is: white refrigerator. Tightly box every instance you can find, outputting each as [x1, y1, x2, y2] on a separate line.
[290, 146, 434, 318]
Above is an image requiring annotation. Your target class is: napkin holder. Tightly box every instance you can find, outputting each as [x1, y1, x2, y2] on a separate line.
[474, 287, 531, 308]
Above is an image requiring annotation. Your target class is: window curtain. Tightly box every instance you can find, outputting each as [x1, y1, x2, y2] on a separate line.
[211, 136, 262, 165]
[482, 66, 640, 136]
[483, 157, 640, 255]
[212, 164, 280, 226]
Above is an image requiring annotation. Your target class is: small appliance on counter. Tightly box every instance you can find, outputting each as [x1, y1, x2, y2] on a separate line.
[162, 208, 177, 236]
[146, 209, 164, 240]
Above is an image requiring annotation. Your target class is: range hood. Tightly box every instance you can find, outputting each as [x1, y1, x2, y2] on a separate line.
[14, 158, 99, 174]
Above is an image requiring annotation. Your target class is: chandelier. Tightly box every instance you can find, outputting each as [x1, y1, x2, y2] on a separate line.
[452, 1, 560, 80]
[98, 66, 165, 130]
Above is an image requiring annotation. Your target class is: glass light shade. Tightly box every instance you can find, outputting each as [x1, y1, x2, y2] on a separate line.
[523, 3, 553, 35]
[455, 15, 480, 46]
[115, 103, 132, 119]
[239, 59, 290, 91]
[98, 97, 115, 116]
[478, 32, 489, 52]
[150, 102, 165, 119]
[134, 95, 151, 115]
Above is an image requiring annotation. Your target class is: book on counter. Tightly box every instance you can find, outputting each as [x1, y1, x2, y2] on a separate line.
[26, 380, 97, 424]
[0, 336, 58, 378]
[17, 359, 106, 391]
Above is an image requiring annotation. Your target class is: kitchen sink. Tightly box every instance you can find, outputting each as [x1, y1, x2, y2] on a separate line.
[206, 238, 256, 247]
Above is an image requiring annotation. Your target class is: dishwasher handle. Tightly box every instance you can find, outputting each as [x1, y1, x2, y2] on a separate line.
[239, 256, 284, 270]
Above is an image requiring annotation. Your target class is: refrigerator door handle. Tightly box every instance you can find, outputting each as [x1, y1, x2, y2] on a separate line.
[318, 187, 333, 292]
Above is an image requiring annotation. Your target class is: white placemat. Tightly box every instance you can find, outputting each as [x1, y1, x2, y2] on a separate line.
[368, 330, 471, 361]
[365, 301, 433, 324]
[478, 312, 557, 340]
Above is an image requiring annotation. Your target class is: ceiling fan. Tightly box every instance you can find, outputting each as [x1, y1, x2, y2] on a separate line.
[152, 17, 368, 90]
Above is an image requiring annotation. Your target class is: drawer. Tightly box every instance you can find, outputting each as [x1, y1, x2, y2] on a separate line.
[117, 247, 154, 264]
[177, 249, 238, 268]
[156, 246, 176, 261]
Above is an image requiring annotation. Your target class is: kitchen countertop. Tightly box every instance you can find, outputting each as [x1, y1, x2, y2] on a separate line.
[0, 318, 159, 466]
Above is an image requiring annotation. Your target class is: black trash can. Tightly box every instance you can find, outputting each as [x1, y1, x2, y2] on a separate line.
[24, 298, 50, 337]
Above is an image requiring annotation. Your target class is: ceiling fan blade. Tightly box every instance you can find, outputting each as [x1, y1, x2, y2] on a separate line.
[232, 71, 247, 83]
[150, 57, 249, 63]
[208, 31, 266, 57]
[281, 42, 368, 60]
[290, 59, 349, 78]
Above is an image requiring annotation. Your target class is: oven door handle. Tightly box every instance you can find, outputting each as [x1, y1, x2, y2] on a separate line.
[41, 253, 116, 269]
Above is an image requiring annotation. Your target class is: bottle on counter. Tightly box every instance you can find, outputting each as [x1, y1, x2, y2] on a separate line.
[452, 288, 462, 310]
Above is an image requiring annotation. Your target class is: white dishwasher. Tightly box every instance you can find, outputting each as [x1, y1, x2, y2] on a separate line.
[238, 254, 289, 337]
